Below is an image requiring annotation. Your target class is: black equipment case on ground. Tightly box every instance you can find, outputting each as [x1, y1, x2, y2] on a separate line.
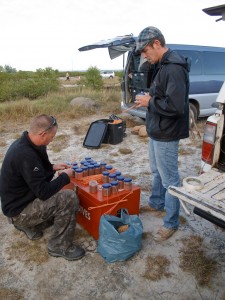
[83, 116, 126, 149]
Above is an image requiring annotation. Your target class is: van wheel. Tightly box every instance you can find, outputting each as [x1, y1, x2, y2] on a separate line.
[189, 103, 197, 128]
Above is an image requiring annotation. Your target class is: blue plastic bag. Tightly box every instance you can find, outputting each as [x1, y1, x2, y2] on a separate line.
[97, 209, 143, 263]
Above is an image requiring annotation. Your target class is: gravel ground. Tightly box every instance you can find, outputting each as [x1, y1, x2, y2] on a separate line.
[0, 114, 225, 300]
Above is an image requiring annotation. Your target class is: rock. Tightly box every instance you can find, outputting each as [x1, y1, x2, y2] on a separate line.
[131, 125, 148, 137]
[70, 97, 96, 109]
[131, 125, 144, 134]
[139, 125, 148, 137]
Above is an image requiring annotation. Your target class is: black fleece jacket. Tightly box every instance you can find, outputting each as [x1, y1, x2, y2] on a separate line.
[146, 49, 190, 141]
[0, 131, 70, 217]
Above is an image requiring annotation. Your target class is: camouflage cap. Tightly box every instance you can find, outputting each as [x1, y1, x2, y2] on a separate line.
[135, 26, 163, 53]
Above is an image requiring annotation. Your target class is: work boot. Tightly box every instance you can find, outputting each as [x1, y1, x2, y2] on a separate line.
[14, 225, 43, 240]
[48, 245, 85, 261]
[153, 226, 177, 242]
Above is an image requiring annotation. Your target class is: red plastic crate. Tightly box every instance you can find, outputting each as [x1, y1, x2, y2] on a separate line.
[63, 177, 140, 239]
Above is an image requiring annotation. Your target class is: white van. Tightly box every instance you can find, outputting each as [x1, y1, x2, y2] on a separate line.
[79, 38, 225, 122]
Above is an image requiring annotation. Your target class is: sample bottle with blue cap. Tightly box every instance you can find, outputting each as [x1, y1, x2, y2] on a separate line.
[102, 171, 110, 183]
[75, 168, 83, 180]
[100, 162, 107, 172]
[102, 183, 111, 197]
[124, 177, 132, 191]
[105, 165, 113, 171]
[109, 173, 117, 183]
[117, 175, 125, 189]
[111, 181, 119, 194]
[94, 163, 101, 175]
[81, 166, 88, 177]
[88, 165, 95, 176]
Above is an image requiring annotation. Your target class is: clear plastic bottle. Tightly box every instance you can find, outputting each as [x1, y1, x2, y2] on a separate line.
[124, 177, 132, 191]
[89, 180, 98, 193]
[102, 183, 111, 197]
[94, 163, 101, 175]
[109, 173, 117, 183]
[102, 171, 110, 183]
[100, 162, 107, 172]
[75, 168, 83, 180]
[82, 166, 88, 177]
[117, 175, 125, 190]
[88, 165, 95, 176]
[72, 166, 78, 178]
[111, 181, 119, 194]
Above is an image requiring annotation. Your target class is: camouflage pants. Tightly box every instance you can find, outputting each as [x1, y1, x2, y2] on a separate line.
[11, 189, 79, 251]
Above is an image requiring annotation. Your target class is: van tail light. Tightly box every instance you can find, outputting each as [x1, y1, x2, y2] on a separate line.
[202, 122, 217, 164]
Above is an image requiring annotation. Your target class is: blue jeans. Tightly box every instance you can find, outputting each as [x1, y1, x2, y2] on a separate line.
[148, 139, 180, 229]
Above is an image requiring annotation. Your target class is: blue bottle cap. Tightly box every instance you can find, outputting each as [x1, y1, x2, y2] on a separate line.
[115, 171, 121, 176]
[102, 183, 111, 189]
[124, 177, 132, 182]
[102, 171, 110, 176]
[106, 165, 113, 170]
[117, 176, 124, 181]
[85, 157, 92, 161]
[109, 173, 116, 178]
[111, 181, 119, 186]
[82, 166, 88, 170]
[100, 162, 107, 166]
[75, 168, 83, 173]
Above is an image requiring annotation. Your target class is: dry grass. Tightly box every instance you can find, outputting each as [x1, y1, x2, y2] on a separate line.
[143, 255, 172, 281]
[6, 239, 49, 265]
[179, 235, 217, 286]
[118, 148, 133, 155]
[50, 134, 70, 153]
[179, 147, 197, 156]
[0, 287, 24, 300]
[0, 138, 7, 147]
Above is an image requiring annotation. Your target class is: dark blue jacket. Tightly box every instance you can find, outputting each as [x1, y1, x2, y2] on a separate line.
[0, 131, 70, 217]
[146, 49, 190, 141]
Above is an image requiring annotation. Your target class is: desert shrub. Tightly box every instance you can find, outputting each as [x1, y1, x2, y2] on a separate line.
[0, 68, 59, 102]
[82, 66, 103, 90]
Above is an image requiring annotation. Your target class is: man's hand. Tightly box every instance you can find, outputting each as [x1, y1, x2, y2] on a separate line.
[53, 163, 70, 171]
[59, 168, 74, 177]
[135, 93, 151, 108]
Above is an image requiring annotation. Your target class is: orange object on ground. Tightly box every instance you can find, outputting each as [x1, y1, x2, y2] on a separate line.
[63, 177, 140, 240]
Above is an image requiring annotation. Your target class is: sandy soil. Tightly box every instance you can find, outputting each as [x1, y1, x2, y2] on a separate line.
[0, 113, 225, 300]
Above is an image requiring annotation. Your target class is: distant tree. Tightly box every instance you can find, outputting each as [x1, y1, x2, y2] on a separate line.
[84, 66, 103, 90]
[4, 65, 17, 73]
[0, 65, 4, 72]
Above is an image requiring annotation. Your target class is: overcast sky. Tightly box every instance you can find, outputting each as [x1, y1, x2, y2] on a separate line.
[0, 0, 224, 72]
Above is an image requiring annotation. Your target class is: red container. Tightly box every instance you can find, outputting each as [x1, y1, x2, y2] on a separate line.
[63, 177, 140, 240]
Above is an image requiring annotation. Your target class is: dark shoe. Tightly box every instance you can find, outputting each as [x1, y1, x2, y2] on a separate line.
[48, 245, 85, 261]
[14, 225, 43, 240]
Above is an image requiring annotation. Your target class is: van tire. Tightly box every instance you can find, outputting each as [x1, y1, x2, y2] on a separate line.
[189, 103, 197, 127]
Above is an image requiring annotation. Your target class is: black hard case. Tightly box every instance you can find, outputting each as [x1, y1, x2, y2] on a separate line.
[83, 119, 125, 148]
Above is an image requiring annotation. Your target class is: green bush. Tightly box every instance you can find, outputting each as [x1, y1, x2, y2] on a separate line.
[0, 68, 59, 102]
[82, 66, 103, 90]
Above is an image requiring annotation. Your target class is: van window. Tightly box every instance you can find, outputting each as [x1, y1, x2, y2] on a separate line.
[175, 50, 202, 75]
[203, 52, 225, 75]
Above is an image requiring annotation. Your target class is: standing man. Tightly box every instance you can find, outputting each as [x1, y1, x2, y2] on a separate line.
[135, 26, 190, 241]
[0, 114, 85, 260]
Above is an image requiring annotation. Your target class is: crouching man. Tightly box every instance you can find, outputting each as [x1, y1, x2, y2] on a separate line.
[0, 114, 85, 261]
